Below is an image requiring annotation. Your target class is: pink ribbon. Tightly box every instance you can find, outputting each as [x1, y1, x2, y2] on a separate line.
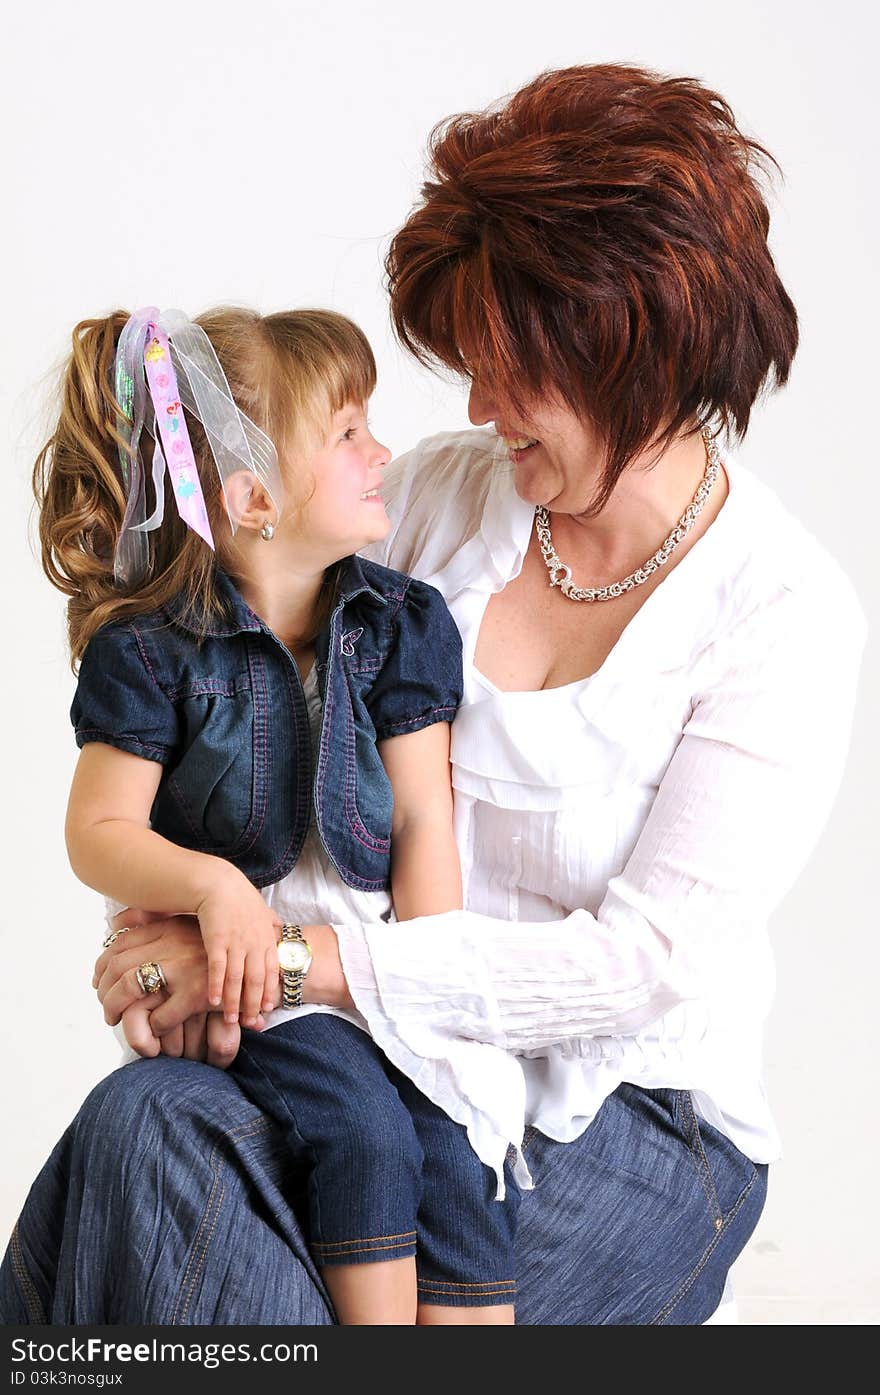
[142, 324, 215, 550]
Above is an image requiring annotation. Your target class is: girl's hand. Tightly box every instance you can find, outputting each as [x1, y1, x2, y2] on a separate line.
[94, 908, 273, 1036]
[195, 874, 282, 1026]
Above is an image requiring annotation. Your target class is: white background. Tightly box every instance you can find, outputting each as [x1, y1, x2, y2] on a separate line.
[2, 0, 877, 1324]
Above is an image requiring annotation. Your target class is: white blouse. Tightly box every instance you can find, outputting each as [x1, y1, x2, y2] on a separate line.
[328, 426, 867, 1198]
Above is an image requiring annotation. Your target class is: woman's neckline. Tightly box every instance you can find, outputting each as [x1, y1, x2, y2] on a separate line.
[472, 449, 739, 696]
[472, 665, 594, 698]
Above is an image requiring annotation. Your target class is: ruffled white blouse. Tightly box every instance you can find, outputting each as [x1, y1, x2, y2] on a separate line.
[328, 426, 867, 1197]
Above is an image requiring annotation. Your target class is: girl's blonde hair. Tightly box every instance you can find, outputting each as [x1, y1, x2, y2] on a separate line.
[33, 307, 377, 668]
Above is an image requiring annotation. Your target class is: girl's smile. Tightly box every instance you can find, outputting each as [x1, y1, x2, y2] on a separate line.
[290, 400, 392, 558]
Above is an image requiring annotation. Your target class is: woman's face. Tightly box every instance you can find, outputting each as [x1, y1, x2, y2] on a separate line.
[293, 399, 392, 556]
[468, 379, 606, 516]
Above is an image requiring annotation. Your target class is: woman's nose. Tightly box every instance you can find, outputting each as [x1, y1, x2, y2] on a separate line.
[467, 381, 495, 426]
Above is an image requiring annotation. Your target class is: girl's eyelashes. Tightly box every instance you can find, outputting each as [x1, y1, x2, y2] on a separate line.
[341, 420, 372, 443]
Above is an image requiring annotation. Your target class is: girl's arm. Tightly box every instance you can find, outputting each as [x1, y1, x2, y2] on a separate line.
[67, 743, 281, 1024]
[378, 721, 462, 920]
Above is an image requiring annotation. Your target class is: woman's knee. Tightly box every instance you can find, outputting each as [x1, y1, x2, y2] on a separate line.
[77, 1057, 263, 1152]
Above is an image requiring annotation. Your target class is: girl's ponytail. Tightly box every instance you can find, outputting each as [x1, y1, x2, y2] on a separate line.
[33, 314, 128, 631]
[33, 312, 222, 668]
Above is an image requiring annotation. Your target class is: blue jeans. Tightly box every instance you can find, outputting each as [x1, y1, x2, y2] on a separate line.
[229, 1015, 520, 1305]
[0, 1058, 767, 1325]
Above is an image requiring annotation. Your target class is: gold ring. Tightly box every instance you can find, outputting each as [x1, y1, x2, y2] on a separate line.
[102, 925, 131, 949]
[135, 961, 167, 995]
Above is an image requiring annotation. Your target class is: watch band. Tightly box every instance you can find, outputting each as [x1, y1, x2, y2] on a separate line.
[279, 922, 309, 1009]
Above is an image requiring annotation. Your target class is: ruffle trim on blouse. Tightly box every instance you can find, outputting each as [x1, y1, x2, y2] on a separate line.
[334, 923, 533, 1200]
[451, 693, 636, 801]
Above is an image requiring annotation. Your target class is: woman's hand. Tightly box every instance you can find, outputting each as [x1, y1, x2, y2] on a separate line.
[96, 910, 356, 1042]
[95, 907, 271, 1041]
[117, 999, 243, 1068]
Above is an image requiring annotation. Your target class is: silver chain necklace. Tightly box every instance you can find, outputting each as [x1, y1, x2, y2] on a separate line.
[534, 427, 722, 602]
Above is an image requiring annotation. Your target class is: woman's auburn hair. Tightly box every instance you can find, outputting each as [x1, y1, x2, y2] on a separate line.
[385, 63, 798, 508]
[33, 307, 376, 667]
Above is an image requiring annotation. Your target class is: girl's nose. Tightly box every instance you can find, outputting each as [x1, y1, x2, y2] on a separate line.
[372, 435, 392, 466]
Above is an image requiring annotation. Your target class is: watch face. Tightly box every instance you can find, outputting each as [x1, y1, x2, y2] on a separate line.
[278, 941, 312, 974]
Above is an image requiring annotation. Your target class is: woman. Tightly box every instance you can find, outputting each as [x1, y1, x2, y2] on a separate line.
[2, 63, 865, 1325]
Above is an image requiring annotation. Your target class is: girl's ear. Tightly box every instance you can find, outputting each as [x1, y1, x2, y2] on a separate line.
[218, 469, 278, 532]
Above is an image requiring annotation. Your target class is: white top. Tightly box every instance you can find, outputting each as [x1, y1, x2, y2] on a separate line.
[326, 426, 868, 1197]
[258, 664, 388, 1037]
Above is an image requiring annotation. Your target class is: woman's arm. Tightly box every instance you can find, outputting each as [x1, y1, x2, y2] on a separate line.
[68, 743, 281, 1022]
[333, 577, 867, 1049]
[379, 721, 462, 919]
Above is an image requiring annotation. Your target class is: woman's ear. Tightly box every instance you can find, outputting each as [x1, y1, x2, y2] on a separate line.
[218, 470, 278, 532]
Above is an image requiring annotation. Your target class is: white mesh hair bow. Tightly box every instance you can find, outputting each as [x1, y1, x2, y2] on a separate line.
[113, 307, 285, 586]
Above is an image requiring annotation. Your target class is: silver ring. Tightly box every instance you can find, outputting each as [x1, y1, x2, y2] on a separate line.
[135, 961, 167, 995]
[102, 925, 131, 949]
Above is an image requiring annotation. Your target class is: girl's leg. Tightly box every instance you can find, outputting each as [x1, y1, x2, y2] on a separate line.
[0, 1057, 333, 1324]
[514, 1084, 769, 1326]
[320, 1258, 415, 1325]
[230, 1015, 423, 1325]
[390, 1069, 520, 1325]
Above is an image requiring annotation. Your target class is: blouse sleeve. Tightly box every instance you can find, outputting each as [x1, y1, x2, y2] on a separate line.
[70, 623, 179, 764]
[334, 575, 867, 1049]
[366, 579, 464, 741]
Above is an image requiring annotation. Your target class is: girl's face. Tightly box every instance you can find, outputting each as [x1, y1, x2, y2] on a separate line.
[294, 400, 392, 557]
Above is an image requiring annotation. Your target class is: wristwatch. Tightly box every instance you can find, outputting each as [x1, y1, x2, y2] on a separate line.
[278, 923, 313, 1008]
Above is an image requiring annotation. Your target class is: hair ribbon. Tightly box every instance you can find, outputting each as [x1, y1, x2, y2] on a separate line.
[113, 307, 284, 586]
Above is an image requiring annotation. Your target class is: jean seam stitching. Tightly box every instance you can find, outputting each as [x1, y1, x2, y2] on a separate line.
[171, 1116, 274, 1325]
[312, 1229, 416, 1247]
[417, 1285, 517, 1297]
[649, 1167, 759, 1325]
[9, 1222, 47, 1323]
[314, 1239, 417, 1257]
[416, 1280, 517, 1290]
[679, 1090, 723, 1229]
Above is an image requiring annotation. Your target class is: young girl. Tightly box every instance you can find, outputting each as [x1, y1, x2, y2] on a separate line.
[34, 305, 521, 1324]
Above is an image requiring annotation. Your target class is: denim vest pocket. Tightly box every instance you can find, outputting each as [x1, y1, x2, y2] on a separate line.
[344, 677, 393, 852]
[152, 685, 259, 856]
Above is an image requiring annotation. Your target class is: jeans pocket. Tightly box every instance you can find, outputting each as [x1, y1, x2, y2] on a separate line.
[520, 1124, 540, 1154]
[675, 1090, 724, 1233]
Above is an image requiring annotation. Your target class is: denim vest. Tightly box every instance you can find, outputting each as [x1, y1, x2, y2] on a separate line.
[70, 556, 463, 890]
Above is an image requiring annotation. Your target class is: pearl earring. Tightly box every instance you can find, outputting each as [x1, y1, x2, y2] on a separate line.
[260, 522, 275, 542]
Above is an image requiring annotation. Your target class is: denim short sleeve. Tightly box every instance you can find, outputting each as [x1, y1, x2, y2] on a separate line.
[367, 579, 463, 741]
[70, 623, 178, 764]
